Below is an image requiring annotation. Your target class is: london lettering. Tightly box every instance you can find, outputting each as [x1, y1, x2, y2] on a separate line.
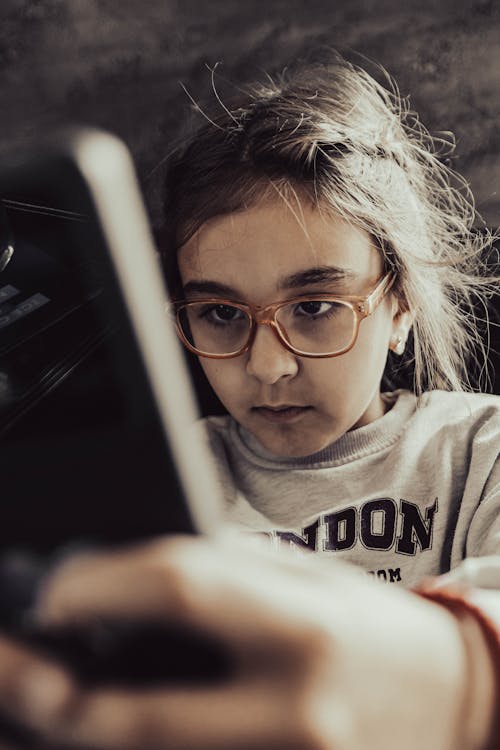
[271, 497, 438, 556]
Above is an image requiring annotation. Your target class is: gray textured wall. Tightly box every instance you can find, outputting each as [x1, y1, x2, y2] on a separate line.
[1, 0, 500, 226]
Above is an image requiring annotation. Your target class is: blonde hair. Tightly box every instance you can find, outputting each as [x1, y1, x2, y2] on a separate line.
[159, 51, 498, 394]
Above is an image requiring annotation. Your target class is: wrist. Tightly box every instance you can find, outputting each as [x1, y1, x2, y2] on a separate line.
[416, 582, 499, 750]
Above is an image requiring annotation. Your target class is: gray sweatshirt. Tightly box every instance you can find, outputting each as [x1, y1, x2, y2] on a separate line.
[203, 389, 500, 590]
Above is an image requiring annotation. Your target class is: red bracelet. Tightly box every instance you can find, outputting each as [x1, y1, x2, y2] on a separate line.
[415, 581, 500, 750]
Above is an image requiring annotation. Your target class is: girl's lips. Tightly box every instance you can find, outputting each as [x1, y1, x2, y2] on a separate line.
[252, 405, 312, 423]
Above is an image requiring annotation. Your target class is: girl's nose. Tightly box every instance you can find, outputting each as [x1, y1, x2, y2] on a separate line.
[245, 324, 299, 384]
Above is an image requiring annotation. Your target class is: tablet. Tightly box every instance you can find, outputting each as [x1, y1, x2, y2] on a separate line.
[0, 128, 223, 629]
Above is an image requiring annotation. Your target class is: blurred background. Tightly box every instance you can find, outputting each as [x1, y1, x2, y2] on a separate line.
[1, 0, 499, 228]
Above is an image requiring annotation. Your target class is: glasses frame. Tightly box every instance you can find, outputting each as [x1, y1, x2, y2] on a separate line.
[172, 272, 396, 359]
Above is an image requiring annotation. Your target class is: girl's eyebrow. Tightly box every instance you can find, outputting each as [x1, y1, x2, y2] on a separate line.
[182, 280, 240, 297]
[278, 266, 357, 290]
[182, 267, 357, 298]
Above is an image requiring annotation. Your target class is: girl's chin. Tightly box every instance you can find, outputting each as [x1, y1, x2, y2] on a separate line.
[250, 423, 340, 459]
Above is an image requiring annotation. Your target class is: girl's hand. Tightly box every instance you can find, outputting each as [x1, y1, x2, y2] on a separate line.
[0, 536, 489, 749]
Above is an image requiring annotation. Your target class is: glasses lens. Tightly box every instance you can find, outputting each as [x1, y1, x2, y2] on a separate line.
[276, 299, 356, 355]
[178, 302, 252, 355]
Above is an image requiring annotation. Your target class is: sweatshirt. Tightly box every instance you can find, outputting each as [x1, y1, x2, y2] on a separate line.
[202, 389, 500, 591]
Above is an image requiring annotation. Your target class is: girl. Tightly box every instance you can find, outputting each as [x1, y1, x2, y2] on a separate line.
[158, 53, 500, 591]
[0, 51, 498, 750]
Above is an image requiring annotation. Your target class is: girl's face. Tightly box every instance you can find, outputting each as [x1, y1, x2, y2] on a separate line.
[178, 198, 403, 457]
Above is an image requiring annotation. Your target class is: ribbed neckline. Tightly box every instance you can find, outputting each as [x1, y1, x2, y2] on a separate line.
[229, 390, 419, 469]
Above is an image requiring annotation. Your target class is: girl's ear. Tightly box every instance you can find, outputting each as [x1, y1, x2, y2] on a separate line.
[389, 305, 413, 356]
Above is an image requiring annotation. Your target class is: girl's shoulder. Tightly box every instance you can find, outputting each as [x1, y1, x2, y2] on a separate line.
[402, 389, 500, 450]
[417, 389, 500, 422]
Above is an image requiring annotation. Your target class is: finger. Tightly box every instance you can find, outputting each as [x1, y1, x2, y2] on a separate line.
[35, 537, 336, 658]
[60, 684, 275, 750]
[0, 668, 309, 750]
[0, 635, 78, 746]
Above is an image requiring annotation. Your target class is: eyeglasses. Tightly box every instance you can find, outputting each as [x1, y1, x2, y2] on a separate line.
[172, 273, 396, 359]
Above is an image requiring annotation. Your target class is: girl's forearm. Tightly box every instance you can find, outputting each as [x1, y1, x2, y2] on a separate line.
[416, 582, 499, 750]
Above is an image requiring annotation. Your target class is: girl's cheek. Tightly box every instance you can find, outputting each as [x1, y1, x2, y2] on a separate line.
[201, 360, 241, 399]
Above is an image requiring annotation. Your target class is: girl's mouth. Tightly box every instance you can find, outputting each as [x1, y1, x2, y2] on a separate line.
[252, 405, 312, 423]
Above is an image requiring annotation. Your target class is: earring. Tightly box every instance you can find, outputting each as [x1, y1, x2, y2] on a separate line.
[391, 334, 405, 356]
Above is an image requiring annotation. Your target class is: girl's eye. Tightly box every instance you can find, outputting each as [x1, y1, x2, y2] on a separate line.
[294, 300, 339, 318]
[200, 304, 244, 324]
